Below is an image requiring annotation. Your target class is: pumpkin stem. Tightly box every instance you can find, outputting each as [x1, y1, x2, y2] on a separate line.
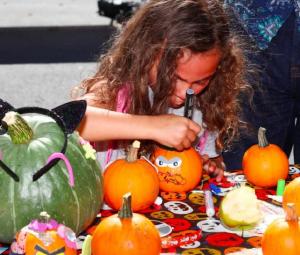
[118, 193, 133, 219]
[39, 211, 51, 223]
[126, 140, 140, 162]
[258, 127, 269, 147]
[3, 111, 33, 144]
[285, 203, 298, 222]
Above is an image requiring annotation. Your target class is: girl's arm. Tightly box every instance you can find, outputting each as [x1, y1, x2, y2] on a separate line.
[78, 105, 201, 151]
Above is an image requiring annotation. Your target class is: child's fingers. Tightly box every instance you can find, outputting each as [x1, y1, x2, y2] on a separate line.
[215, 167, 224, 182]
[186, 129, 198, 144]
[201, 154, 209, 163]
[188, 119, 201, 134]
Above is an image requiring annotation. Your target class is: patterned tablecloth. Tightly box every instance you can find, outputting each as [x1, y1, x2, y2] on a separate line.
[1, 165, 300, 255]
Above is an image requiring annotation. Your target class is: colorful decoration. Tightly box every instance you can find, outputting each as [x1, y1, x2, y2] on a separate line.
[0, 101, 103, 243]
[262, 203, 300, 255]
[10, 212, 77, 255]
[243, 127, 289, 187]
[282, 177, 300, 217]
[151, 147, 203, 192]
[104, 140, 159, 211]
[91, 193, 161, 255]
[79, 137, 96, 160]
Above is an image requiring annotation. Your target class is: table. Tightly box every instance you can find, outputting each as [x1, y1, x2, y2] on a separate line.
[1, 165, 299, 255]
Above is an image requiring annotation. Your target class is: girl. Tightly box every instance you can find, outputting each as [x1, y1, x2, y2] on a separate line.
[74, 0, 251, 181]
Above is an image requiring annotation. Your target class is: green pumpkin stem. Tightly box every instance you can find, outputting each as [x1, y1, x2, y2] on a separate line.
[126, 140, 140, 162]
[258, 127, 269, 147]
[3, 111, 33, 144]
[285, 203, 298, 222]
[118, 193, 133, 219]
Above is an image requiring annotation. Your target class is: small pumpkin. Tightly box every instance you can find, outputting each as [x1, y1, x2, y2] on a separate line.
[262, 203, 300, 255]
[10, 212, 77, 255]
[92, 193, 161, 255]
[282, 177, 300, 217]
[242, 127, 289, 188]
[104, 140, 159, 211]
[0, 102, 103, 243]
[151, 146, 203, 192]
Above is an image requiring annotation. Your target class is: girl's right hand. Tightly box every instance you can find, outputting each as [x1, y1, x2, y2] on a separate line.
[151, 114, 201, 151]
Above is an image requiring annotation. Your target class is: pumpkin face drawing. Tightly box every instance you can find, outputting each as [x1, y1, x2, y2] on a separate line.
[151, 147, 203, 192]
[10, 212, 77, 255]
[0, 100, 103, 243]
[24, 231, 75, 255]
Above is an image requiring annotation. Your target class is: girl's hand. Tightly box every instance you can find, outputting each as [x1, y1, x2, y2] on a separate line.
[152, 114, 201, 151]
[202, 154, 225, 182]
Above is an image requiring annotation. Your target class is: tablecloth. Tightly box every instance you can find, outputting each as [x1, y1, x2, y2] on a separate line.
[1, 165, 300, 255]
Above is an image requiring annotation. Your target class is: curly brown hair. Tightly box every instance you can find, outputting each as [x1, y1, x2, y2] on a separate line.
[76, 0, 252, 152]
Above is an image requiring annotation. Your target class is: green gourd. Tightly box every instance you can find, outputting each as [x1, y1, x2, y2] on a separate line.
[0, 111, 103, 243]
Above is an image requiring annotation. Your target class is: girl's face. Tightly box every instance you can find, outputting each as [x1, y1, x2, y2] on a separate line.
[150, 47, 221, 108]
[170, 48, 221, 108]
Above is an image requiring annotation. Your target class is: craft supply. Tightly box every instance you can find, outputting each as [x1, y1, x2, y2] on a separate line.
[204, 190, 215, 218]
[276, 179, 285, 196]
[209, 183, 221, 195]
[184, 88, 194, 119]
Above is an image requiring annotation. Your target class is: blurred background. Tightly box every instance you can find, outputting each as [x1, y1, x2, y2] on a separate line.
[0, 0, 142, 108]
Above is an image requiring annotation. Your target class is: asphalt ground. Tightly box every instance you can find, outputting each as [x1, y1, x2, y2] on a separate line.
[0, 0, 113, 108]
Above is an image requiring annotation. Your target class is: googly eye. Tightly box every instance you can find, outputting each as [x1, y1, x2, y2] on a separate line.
[155, 156, 168, 167]
[168, 157, 182, 168]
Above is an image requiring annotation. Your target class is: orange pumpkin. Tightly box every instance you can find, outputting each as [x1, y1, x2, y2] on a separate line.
[283, 177, 300, 217]
[92, 193, 161, 255]
[262, 203, 300, 255]
[151, 146, 202, 192]
[243, 127, 289, 188]
[104, 140, 159, 211]
[10, 212, 77, 255]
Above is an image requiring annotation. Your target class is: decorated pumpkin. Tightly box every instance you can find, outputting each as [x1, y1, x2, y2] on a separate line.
[282, 177, 300, 217]
[262, 203, 300, 255]
[10, 212, 77, 255]
[0, 100, 103, 243]
[151, 146, 203, 192]
[92, 193, 161, 255]
[104, 140, 159, 211]
[243, 127, 289, 188]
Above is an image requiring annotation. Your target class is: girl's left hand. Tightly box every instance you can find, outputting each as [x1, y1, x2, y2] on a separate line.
[202, 154, 225, 182]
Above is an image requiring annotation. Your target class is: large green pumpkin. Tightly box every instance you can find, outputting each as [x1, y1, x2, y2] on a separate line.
[0, 111, 103, 243]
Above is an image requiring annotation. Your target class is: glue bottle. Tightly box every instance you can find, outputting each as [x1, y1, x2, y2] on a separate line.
[204, 190, 215, 218]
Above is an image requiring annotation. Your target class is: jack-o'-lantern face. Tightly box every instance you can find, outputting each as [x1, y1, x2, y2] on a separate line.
[161, 191, 187, 201]
[151, 147, 203, 192]
[184, 212, 207, 221]
[25, 231, 76, 255]
[188, 192, 205, 205]
[151, 210, 174, 220]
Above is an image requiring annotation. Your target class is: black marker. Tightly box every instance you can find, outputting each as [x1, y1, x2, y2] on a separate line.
[184, 88, 194, 119]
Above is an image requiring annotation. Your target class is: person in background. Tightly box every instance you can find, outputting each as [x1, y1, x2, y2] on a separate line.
[73, 0, 252, 181]
[223, 0, 300, 169]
